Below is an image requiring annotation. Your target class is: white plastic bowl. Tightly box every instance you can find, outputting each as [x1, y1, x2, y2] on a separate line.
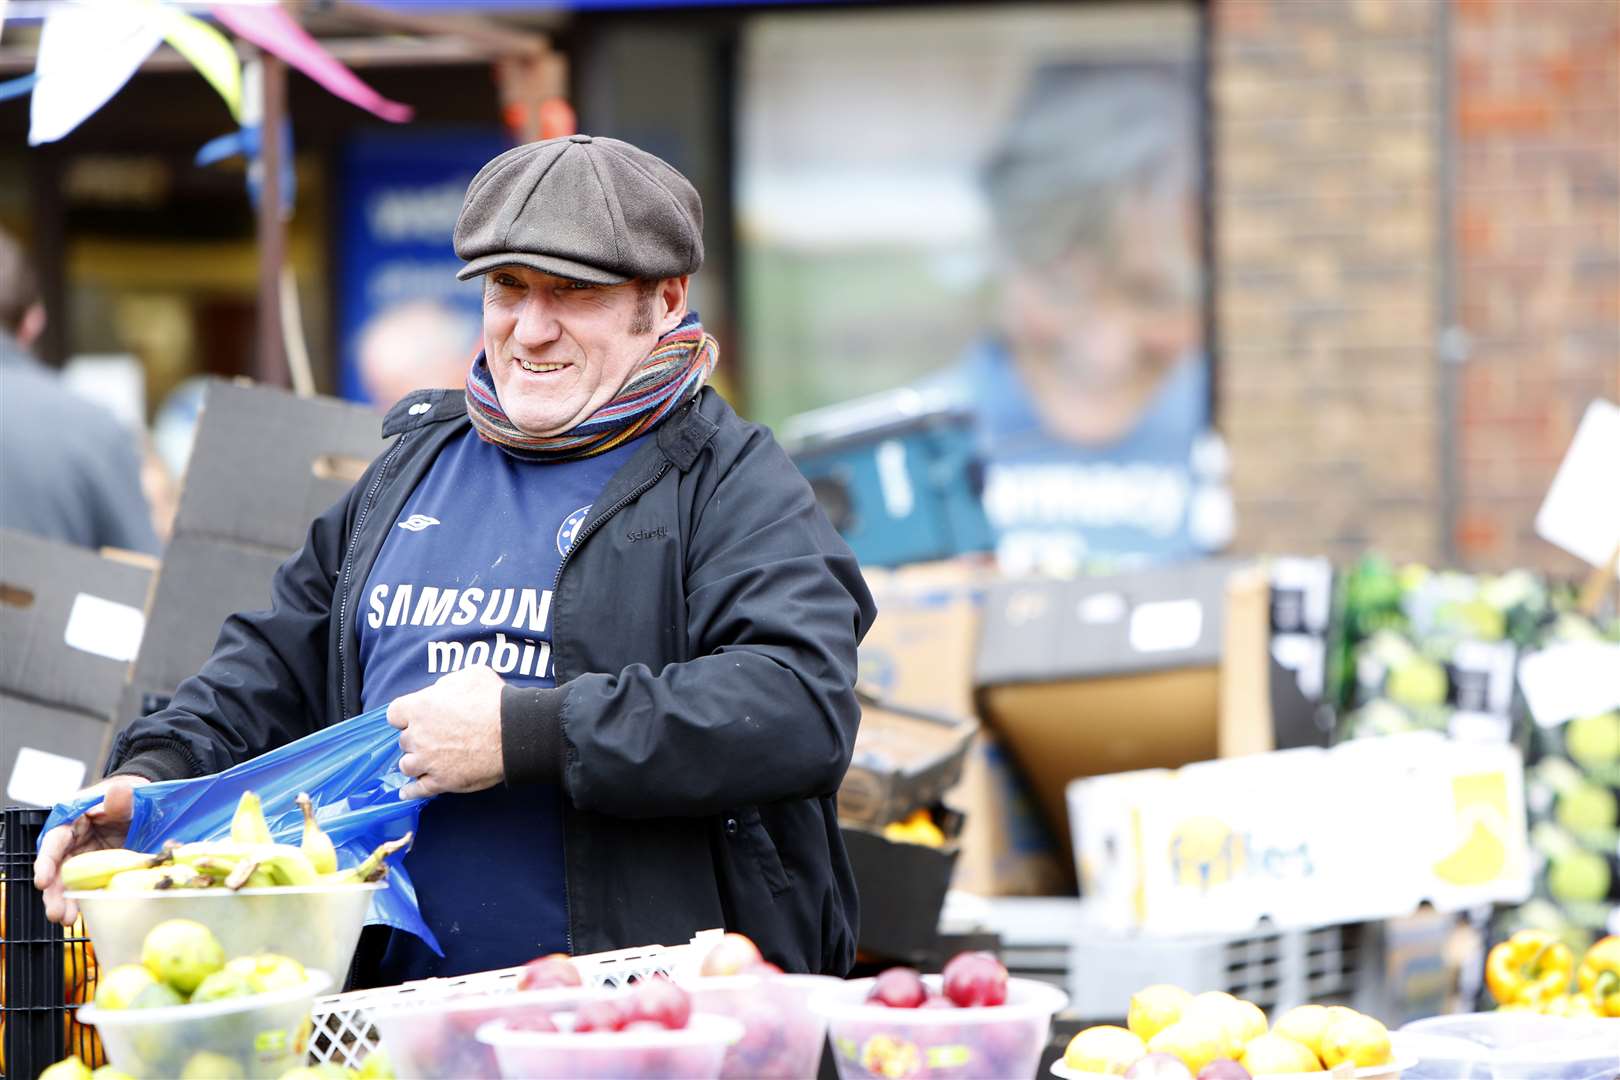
[477, 1011, 744, 1080]
[69, 882, 382, 983]
[370, 984, 601, 1080]
[77, 969, 332, 1079]
[812, 974, 1069, 1079]
[681, 973, 839, 1079]
[1396, 1013, 1619, 1080]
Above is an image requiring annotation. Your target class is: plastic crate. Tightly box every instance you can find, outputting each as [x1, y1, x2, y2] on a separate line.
[307, 928, 724, 1070]
[1, 806, 103, 1079]
[1066, 921, 1387, 1020]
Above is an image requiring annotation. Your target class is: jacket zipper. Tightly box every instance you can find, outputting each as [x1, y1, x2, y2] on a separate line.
[553, 458, 672, 955]
[337, 434, 407, 716]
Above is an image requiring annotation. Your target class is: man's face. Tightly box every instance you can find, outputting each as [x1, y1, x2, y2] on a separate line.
[1004, 196, 1200, 392]
[481, 267, 661, 436]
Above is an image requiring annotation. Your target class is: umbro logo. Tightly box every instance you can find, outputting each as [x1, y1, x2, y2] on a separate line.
[398, 514, 441, 533]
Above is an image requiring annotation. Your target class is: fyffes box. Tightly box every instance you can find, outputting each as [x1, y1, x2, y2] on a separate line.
[1069, 734, 1530, 933]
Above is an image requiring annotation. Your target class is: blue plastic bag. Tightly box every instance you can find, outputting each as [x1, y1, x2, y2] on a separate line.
[41, 704, 442, 956]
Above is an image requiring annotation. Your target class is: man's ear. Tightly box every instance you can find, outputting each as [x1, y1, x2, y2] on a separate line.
[16, 302, 45, 350]
[656, 276, 690, 334]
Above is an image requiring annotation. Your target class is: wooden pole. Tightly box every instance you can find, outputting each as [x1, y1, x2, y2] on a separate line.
[255, 53, 289, 388]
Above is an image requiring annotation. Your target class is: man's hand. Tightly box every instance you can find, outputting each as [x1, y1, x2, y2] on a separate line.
[388, 664, 507, 800]
[33, 775, 151, 925]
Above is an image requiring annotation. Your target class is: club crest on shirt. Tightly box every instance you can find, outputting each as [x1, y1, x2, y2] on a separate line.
[557, 505, 591, 555]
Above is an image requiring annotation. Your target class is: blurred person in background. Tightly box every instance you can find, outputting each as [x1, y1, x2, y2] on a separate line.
[356, 298, 481, 410]
[928, 63, 1229, 574]
[0, 227, 159, 555]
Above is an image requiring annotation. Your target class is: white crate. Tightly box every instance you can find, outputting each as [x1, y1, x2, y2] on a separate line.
[308, 929, 723, 1069]
[1066, 922, 1386, 1020]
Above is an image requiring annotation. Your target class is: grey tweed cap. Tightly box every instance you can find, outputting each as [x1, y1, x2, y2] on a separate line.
[454, 134, 704, 285]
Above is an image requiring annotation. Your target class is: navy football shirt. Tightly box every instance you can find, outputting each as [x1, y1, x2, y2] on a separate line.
[359, 426, 643, 980]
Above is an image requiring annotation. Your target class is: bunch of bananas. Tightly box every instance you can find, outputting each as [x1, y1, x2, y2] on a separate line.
[1487, 930, 1620, 1017]
[60, 791, 411, 893]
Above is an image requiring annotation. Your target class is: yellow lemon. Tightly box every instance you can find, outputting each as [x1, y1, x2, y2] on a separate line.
[1321, 1013, 1392, 1069]
[1128, 984, 1194, 1042]
[1064, 1026, 1148, 1075]
[1230, 998, 1269, 1044]
[1182, 992, 1248, 1055]
[1272, 1004, 1331, 1060]
[1240, 1033, 1323, 1074]
[1148, 1017, 1230, 1073]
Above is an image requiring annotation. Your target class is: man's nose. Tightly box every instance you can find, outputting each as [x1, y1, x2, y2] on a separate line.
[513, 292, 562, 347]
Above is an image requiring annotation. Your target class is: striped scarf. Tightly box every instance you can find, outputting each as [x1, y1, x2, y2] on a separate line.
[465, 312, 717, 462]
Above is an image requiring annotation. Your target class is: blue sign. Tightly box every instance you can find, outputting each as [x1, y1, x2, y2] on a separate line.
[337, 130, 511, 403]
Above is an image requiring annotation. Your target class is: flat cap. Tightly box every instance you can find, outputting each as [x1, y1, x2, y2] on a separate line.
[454, 134, 704, 285]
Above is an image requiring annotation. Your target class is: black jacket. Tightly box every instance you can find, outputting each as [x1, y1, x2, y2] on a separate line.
[108, 387, 875, 977]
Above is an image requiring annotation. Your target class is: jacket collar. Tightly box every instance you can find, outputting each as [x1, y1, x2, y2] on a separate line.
[382, 387, 719, 472]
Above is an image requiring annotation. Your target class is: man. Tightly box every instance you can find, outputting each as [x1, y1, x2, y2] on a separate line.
[0, 228, 159, 555]
[35, 135, 874, 983]
[925, 63, 1230, 574]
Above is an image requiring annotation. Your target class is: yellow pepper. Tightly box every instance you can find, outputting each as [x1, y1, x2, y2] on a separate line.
[1486, 930, 1575, 1006]
[1576, 935, 1620, 1017]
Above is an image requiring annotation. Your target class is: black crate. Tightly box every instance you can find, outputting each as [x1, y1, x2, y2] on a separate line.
[2, 806, 102, 1079]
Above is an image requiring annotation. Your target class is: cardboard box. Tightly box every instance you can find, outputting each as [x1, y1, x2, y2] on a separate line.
[857, 560, 985, 721]
[0, 530, 153, 805]
[172, 379, 384, 551]
[119, 535, 289, 725]
[839, 702, 976, 829]
[1068, 733, 1531, 934]
[947, 731, 1071, 897]
[118, 381, 386, 730]
[843, 813, 962, 963]
[974, 559, 1273, 856]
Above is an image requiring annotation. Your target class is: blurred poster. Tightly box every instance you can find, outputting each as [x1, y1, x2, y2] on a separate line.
[337, 131, 508, 407]
[740, 4, 1226, 573]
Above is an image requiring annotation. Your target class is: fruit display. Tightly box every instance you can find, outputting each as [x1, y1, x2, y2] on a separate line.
[476, 1009, 744, 1080]
[61, 792, 409, 893]
[812, 951, 1068, 1079]
[71, 917, 331, 1078]
[1483, 931, 1620, 1017]
[370, 950, 617, 1079]
[1494, 606, 1620, 972]
[63, 793, 407, 985]
[450, 974, 743, 1080]
[1061, 986, 1399, 1078]
[681, 931, 837, 1079]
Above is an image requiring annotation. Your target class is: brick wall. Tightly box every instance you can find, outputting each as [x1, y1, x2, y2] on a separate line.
[1214, 0, 1620, 575]
[1452, 0, 1620, 572]
[1213, 0, 1446, 565]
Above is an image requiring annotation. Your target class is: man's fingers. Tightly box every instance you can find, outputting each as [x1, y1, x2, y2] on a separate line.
[399, 753, 423, 778]
[399, 778, 432, 801]
[386, 698, 413, 730]
[34, 824, 75, 890]
[42, 876, 66, 923]
[101, 779, 137, 820]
